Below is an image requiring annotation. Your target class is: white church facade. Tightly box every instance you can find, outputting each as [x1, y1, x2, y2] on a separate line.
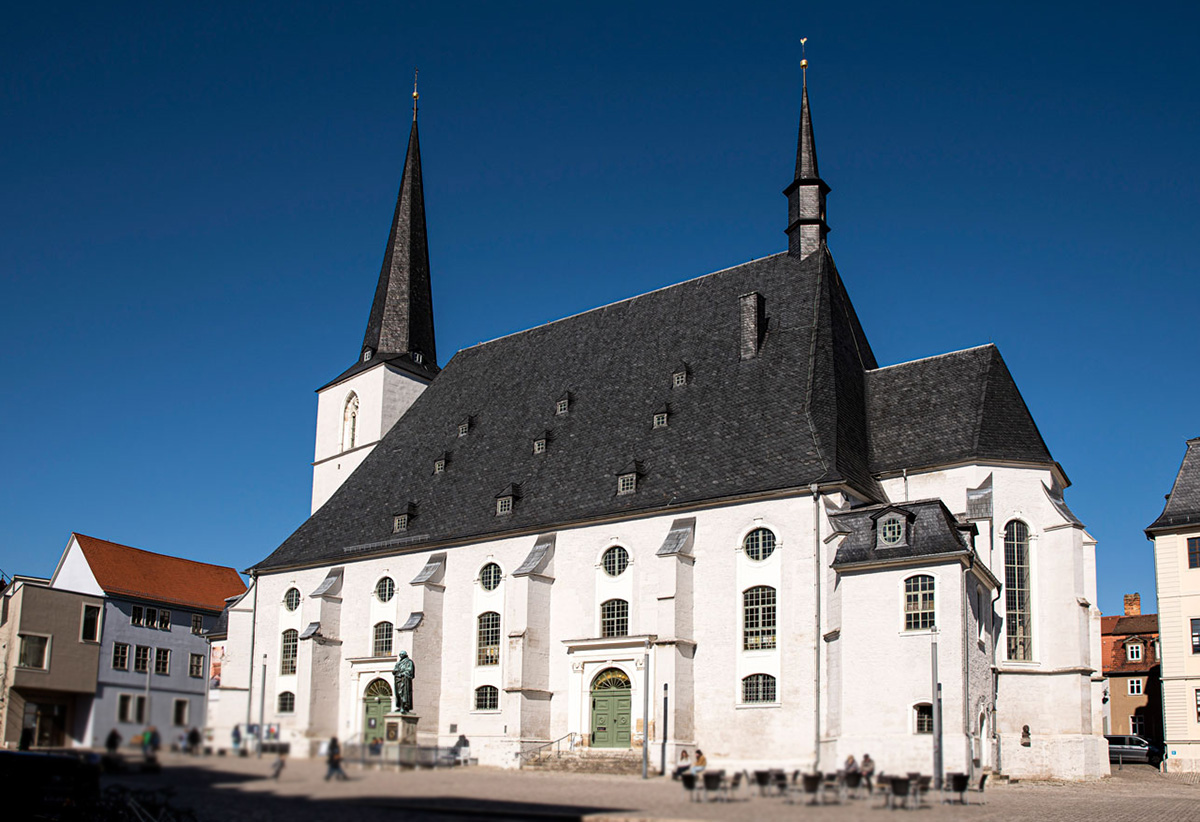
[208, 74, 1108, 779]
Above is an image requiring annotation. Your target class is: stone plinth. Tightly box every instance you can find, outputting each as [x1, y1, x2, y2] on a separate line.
[384, 713, 419, 746]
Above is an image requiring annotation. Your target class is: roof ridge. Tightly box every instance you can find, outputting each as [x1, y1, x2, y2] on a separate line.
[463, 252, 791, 352]
[867, 343, 996, 373]
[73, 533, 241, 574]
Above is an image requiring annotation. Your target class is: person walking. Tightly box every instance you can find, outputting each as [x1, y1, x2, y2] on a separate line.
[232, 725, 242, 755]
[105, 728, 122, 755]
[324, 736, 348, 781]
[187, 727, 201, 755]
[271, 749, 287, 780]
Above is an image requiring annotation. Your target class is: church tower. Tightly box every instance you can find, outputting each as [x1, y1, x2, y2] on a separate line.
[784, 56, 830, 259]
[311, 85, 438, 513]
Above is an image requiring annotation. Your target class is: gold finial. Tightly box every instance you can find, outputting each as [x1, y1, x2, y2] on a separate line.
[412, 68, 419, 121]
[800, 37, 808, 89]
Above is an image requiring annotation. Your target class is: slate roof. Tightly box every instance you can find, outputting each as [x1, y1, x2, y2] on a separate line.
[73, 534, 246, 612]
[866, 345, 1054, 475]
[254, 248, 881, 571]
[829, 499, 976, 569]
[1146, 437, 1200, 532]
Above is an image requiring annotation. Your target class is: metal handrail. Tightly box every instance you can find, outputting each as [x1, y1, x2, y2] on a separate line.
[516, 732, 582, 764]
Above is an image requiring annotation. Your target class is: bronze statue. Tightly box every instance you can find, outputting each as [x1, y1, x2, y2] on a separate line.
[393, 650, 415, 714]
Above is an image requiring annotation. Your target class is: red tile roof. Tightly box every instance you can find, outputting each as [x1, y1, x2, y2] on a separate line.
[1100, 612, 1160, 675]
[73, 533, 245, 613]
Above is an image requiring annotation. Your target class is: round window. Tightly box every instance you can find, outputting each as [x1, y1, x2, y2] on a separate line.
[375, 577, 395, 602]
[880, 518, 904, 546]
[283, 588, 301, 612]
[602, 546, 629, 577]
[743, 528, 777, 561]
[480, 563, 502, 591]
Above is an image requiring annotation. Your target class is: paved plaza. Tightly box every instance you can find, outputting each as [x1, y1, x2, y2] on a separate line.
[106, 753, 1200, 822]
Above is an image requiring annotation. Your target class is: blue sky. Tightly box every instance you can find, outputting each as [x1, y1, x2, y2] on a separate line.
[2, 2, 1197, 617]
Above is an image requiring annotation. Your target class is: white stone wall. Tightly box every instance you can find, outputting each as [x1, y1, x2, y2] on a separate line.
[1152, 527, 1200, 772]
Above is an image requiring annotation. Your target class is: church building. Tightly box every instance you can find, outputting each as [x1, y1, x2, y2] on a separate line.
[210, 70, 1108, 779]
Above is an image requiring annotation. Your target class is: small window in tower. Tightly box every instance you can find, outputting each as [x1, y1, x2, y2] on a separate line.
[434, 457, 446, 474]
[653, 412, 668, 429]
[496, 496, 513, 516]
[556, 398, 569, 415]
[393, 514, 408, 533]
[618, 473, 637, 495]
[362, 348, 373, 363]
[458, 422, 469, 437]
[533, 438, 546, 454]
[412, 351, 424, 364]
[674, 372, 687, 388]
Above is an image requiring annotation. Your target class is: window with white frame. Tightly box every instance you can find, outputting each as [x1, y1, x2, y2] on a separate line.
[601, 546, 629, 577]
[742, 673, 777, 703]
[112, 643, 129, 670]
[191, 614, 204, 635]
[158, 610, 171, 630]
[189, 653, 205, 678]
[743, 528, 776, 561]
[1005, 520, 1033, 660]
[600, 599, 629, 637]
[145, 607, 157, 628]
[673, 370, 688, 388]
[904, 575, 936, 631]
[1127, 643, 1143, 662]
[134, 645, 151, 673]
[81, 604, 101, 642]
[1128, 678, 1143, 696]
[475, 685, 499, 711]
[118, 694, 146, 724]
[278, 691, 295, 713]
[555, 398, 569, 415]
[653, 412, 668, 429]
[915, 704, 934, 734]
[342, 393, 359, 451]
[1191, 618, 1200, 654]
[281, 629, 298, 675]
[743, 586, 777, 650]
[18, 635, 49, 669]
[373, 622, 394, 657]
[617, 473, 637, 495]
[1130, 715, 1147, 736]
[284, 588, 301, 611]
[480, 563, 502, 591]
[131, 605, 143, 626]
[434, 457, 446, 474]
[533, 438, 546, 454]
[477, 612, 500, 666]
[155, 648, 171, 675]
[376, 577, 395, 602]
[458, 420, 470, 437]
[173, 699, 189, 727]
[393, 514, 409, 533]
[496, 496, 513, 516]
[878, 515, 905, 547]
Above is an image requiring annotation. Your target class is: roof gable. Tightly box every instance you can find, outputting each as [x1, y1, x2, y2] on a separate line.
[1147, 437, 1200, 532]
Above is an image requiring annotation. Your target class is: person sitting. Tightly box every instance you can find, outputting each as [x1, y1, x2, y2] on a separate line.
[672, 749, 691, 780]
[844, 754, 859, 773]
[861, 753, 875, 792]
[690, 749, 707, 775]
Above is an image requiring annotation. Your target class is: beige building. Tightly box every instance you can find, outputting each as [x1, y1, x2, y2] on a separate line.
[1147, 437, 1200, 771]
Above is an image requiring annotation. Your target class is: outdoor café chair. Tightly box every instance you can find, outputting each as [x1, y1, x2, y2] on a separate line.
[680, 771, 700, 802]
[916, 775, 932, 806]
[844, 769, 863, 799]
[727, 770, 744, 799]
[973, 773, 988, 804]
[753, 769, 772, 797]
[771, 769, 789, 797]
[801, 772, 822, 805]
[886, 776, 911, 810]
[703, 769, 727, 801]
[822, 770, 842, 804]
[943, 772, 970, 804]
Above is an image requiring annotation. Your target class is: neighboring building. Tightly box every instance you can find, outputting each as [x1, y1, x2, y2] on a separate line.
[49, 534, 245, 747]
[219, 73, 1107, 779]
[1100, 593, 1161, 742]
[1147, 437, 1200, 772]
[0, 576, 104, 748]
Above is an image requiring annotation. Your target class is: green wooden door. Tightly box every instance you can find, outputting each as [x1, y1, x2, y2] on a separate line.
[590, 668, 632, 749]
[363, 678, 392, 744]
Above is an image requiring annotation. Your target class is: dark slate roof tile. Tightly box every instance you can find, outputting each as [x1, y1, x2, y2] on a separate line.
[830, 499, 972, 568]
[1147, 437, 1200, 532]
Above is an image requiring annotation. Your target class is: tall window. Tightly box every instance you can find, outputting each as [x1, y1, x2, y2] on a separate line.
[131, 605, 143, 626]
[342, 393, 360, 451]
[1130, 715, 1147, 736]
[118, 694, 146, 724]
[1192, 619, 1200, 654]
[904, 575, 936, 631]
[915, 704, 934, 734]
[81, 605, 101, 642]
[173, 699, 189, 726]
[112, 643, 129, 670]
[373, 622, 394, 656]
[191, 614, 204, 635]
[743, 586, 777, 650]
[134, 645, 151, 673]
[158, 610, 171, 630]
[1004, 521, 1033, 660]
[189, 653, 205, 678]
[1129, 678, 1143, 696]
[477, 612, 500, 666]
[475, 685, 499, 711]
[1189, 537, 1200, 569]
[278, 692, 295, 713]
[601, 599, 629, 637]
[742, 673, 777, 703]
[281, 629, 298, 675]
[155, 648, 171, 675]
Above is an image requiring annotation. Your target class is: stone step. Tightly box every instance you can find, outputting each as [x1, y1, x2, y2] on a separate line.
[522, 750, 658, 775]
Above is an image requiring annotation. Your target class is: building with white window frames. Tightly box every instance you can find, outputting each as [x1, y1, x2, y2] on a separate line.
[211, 64, 1107, 779]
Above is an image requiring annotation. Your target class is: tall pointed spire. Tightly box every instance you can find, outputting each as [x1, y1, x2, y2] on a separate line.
[360, 73, 438, 371]
[784, 40, 830, 260]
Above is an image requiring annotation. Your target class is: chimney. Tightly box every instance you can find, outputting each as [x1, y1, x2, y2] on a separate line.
[739, 293, 765, 360]
[1123, 593, 1141, 616]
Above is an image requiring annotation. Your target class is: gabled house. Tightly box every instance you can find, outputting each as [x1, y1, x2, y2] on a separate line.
[1100, 593, 1161, 743]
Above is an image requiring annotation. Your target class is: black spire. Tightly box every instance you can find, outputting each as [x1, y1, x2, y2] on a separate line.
[360, 84, 437, 371]
[784, 65, 830, 260]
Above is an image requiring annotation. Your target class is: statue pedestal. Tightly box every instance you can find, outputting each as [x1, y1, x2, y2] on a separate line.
[384, 712, 419, 746]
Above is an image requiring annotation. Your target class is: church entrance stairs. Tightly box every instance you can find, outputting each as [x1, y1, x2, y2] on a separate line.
[521, 748, 655, 776]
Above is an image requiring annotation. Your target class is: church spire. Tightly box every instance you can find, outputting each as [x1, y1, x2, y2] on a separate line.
[784, 40, 830, 260]
[360, 73, 438, 370]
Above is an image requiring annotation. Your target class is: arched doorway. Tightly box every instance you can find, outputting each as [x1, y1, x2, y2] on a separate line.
[363, 678, 392, 744]
[590, 668, 631, 749]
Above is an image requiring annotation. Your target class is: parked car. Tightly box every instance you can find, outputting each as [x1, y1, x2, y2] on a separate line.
[1105, 734, 1163, 765]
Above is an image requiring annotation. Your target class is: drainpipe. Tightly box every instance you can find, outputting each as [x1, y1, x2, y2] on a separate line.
[811, 482, 822, 771]
[245, 571, 259, 743]
[962, 555, 972, 776]
[991, 584, 1003, 774]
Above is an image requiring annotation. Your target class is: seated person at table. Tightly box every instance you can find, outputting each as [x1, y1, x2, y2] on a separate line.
[844, 754, 859, 773]
[672, 749, 690, 780]
[690, 749, 707, 775]
[861, 754, 875, 791]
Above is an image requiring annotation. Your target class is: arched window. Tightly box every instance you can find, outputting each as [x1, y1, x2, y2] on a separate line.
[743, 528, 776, 561]
[342, 393, 360, 451]
[904, 575, 936, 631]
[743, 586, 777, 650]
[742, 673, 777, 703]
[280, 629, 298, 675]
[479, 563, 502, 591]
[375, 577, 395, 602]
[602, 546, 629, 577]
[1004, 521, 1032, 660]
[600, 599, 629, 637]
[914, 703, 934, 734]
[475, 685, 499, 711]
[283, 588, 300, 611]
[373, 622, 393, 657]
[477, 612, 500, 666]
[277, 691, 295, 713]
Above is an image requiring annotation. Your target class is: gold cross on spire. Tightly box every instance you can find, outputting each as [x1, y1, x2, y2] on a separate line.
[800, 37, 808, 90]
[412, 68, 419, 121]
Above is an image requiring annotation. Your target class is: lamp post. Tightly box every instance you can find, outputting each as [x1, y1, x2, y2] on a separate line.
[258, 653, 267, 758]
[931, 628, 943, 789]
[641, 644, 650, 779]
[661, 683, 669, 778]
